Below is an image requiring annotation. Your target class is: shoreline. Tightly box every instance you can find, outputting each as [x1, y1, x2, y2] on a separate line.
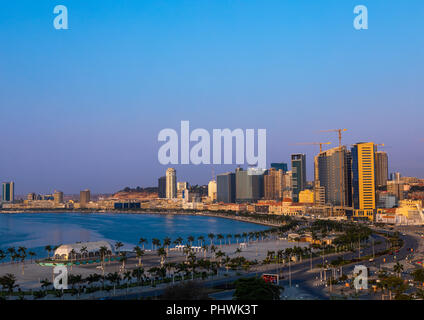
[0, 209, 285, 228]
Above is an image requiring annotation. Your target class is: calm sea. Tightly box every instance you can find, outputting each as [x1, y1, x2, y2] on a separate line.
[0, 212, 268, 260]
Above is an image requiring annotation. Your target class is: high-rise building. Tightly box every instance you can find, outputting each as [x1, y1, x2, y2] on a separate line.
[54, 190, 64, 204]
[80, 189, 91, 207]
[264, 168, 284, 200]
[291, 154, 306, 202]
[235, 168, 264, 203]
[375, 151, 388, 188]
[217, 172, 236, 203]
[158, 176, 166, 198]
[389, 172, 401, 183]
[27, 193, 37, 201]
[1, 182, 14, 203]
[387, 180, 404, 201]
[208, 180, 217, 201]
[351, 142, 376, 218]
[270, 163, 288, 173]
[166, 168, 177, 199]
[314, 146, 352, 207]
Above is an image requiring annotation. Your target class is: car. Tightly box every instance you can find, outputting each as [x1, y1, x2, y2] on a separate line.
[369, 258, 374, 262]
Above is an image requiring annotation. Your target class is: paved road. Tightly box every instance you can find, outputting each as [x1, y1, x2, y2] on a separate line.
[103, 229, 420, 300]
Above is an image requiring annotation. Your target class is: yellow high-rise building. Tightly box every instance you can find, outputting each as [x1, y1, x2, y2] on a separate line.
[352, 142, 376, 220]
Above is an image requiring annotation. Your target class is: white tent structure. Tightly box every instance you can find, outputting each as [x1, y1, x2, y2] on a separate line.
[53, 241, 114, 260]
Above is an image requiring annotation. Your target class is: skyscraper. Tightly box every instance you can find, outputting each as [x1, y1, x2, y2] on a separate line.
[375, 151, 388, 188]
[264, 168, 284, 200]
[80, 189, 91, 208]
[1, 182, 14, 203]
[315, 146, 352, 207]
[208, 180, 217, 201]
[54, 190, 64, 204]
[166, 168, 177, 199]
[270, 163, 288, 173]
[291, 154, 306, 202]
[351, 142, 376, 219]
[158, 176, 166, 198]
[217, 172, 236, 203]
[235, 167, 264, 203]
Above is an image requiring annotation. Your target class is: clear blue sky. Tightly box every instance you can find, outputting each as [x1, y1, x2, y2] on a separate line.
[0, 0, 423, 194]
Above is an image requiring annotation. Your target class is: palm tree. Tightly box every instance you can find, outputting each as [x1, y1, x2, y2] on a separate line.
[152, 238, 161, 250]
[235, 248, 242, 257]
[123, 271, 132, 293]
[99, 246, 108, 276]
[234, 234, 241, 244]
[132, 267, 145, 286]
[7, 247, 16, 263]
[187, 235, 195, 247]
[393, 262, 404, 278]
[40, 278, 52, 292]
[0, 250, 6, 264]
[28, 251, 36, 263]
[17, 247, 27, 275]
[158, 247, 167, 267]
[115, 241, 124, 255]
[226, 234, 232, 245]
[163, 237, 172, 254]
[120, 252, 128, 272]
[139, 237, 147, 250]
[197, 235, 205, 247]
[217, 234, 224, 247]
[134, 246, 145, 267]
[44, 245, 52, 259]
[208, 233, 215, 246]
[80, 246, 88, 260]
[0, 273, 18, 298]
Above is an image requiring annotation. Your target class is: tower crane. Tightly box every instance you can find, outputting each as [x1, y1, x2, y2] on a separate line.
[319, 129, 347, 147]
[292, 142, 332, 153]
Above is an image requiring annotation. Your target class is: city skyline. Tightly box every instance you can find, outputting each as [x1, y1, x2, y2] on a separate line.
[2, 140, 415, 197]
[1, 0, 423, 194]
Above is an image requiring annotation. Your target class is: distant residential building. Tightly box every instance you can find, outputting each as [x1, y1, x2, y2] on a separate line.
[54, 190, 64, 204]
[283, 171, 293, 199]
[375, 151, 388, 188]
[166, 168, 177, 199]
[80, 189, 91, 208]
[299, 189, 314, 204]
[158, 176, 166, 198]
[377, 192, 396, 208]
[208, 180, 217, 201]
[27, 193, 37, 201]
[270, 163, 288, 173]
[389, 172, 401, 182]
[217, 172, 236, 203]
[291, 154, 306, 202]
[177, 181, 189, 199]
[387, 180, 405, 201]
[1, 182, 14, 203]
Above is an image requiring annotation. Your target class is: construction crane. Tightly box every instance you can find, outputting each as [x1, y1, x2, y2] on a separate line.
[319, 129, 348, 210]
[319, 129, 347, 147]
[293, 142, 332, 153]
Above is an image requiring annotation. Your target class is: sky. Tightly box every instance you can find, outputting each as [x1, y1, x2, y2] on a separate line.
[0, 0, 423, 195]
